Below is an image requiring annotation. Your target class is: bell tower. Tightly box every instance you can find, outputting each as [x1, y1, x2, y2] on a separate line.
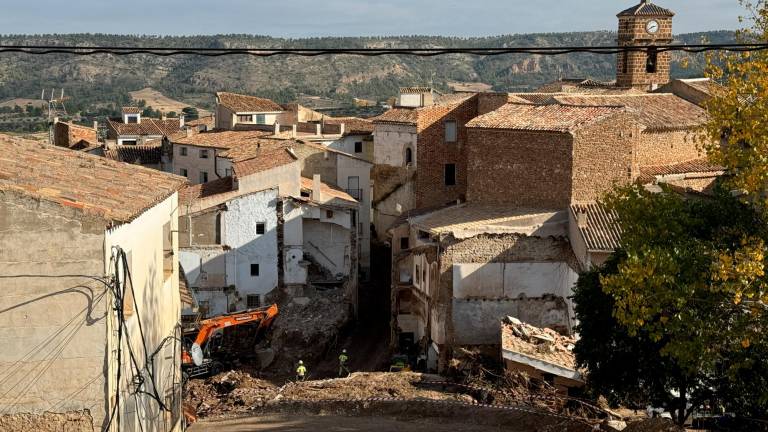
[616, 0, 674, 90]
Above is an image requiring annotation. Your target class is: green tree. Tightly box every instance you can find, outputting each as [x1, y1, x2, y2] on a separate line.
[181, 106, 199, 120]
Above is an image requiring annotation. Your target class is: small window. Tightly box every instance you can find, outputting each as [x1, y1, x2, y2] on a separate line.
[199, 149, 209, 159]
[247, 295, 261, 308]
[237, 114, 253, 123]
[255, 114, 266, 124]
[444, 163, 456, 186]
[250, 263, 260, 277]
[256, 222, 266, 235]
[224, 168, 233, 177]
[326, 210, 334, 219]
[646, 48, 658, 73]
[199, 171, 209, 183]
[354, 141, 363, 153]
[405, 147, 413, 166]
[180, 146, 188, 156]
[400, 237, 409, 250]
[179, 168, 188, 177]
[121, 140, 137, 146]
[444, 120, 457, 143]
[126, 115, 138, 124]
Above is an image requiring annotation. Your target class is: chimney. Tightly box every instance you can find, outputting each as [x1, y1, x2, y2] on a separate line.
[274, 122, 280, 135]
[292, 124, 297, 138]
[339, 123, 345, 135]
[92, 120, 98, 130]
[179, 114, 185, 128]
[316, 123, 322, 136]
[576, 208, 588, 229]
[53, 116, 59, 124]
[161, 113, 166, 121]
[186, 128, 194, 138]
[312, 174, 323, 202]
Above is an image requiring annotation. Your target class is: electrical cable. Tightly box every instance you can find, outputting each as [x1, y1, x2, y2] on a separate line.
[0, 43, 766, 57]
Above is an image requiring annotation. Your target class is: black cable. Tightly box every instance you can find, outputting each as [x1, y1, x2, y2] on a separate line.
[0, 43, 766, 57]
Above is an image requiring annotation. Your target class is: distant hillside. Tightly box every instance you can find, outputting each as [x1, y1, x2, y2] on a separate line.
[0, 31, 735, 118]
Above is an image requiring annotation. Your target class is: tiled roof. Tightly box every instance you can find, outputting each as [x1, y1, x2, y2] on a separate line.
[179, 176, 235, 205]
[551, 93, 707, 131]
[617, 1, 674, 17]
[0, 135, 186, 224]
[233, 147, 297, 177]
[678, 78, 726, 98]
[104, 145, 162, 165]
[323, 117, 374, 135]
[299, 141, 372, 165]
[411, 204, 568, 239]
[185, 115, 215, 129]
[501, 320, 580, 379]
[122, 107, 141, 114]
[570, 203, 621, 252]
[107, 117, 183, 137]
[216, 91, 283, 113]
[172, 129, 273, 151]
[219, 137, 298, 161]
[300, 177, 357, 204]
[466, 103, 623, 132]
[400, 86, 433, 94]
[638, 158, 725, 183]
[371, 108, 419, 125]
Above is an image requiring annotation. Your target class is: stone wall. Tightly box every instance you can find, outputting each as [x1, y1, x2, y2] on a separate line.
[636, 130, 703, 167]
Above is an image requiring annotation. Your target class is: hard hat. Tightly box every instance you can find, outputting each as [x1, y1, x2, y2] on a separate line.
[298, 360, 303, 364]
[342, 349, 347, 353]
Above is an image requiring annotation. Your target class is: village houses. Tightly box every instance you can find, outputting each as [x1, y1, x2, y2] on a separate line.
[0, 135, 188, 431]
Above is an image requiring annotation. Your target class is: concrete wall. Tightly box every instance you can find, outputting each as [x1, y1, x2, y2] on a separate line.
[104, 193, 182, 432]
[373, 123, 417, 167]
[172, 143, 219, 183]
[0, 191, 109, 430]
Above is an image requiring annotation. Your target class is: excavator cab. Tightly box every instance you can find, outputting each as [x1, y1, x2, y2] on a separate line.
[182, 304, 279, 380]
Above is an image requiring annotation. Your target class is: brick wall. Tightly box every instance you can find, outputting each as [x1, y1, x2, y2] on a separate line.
[571, 112, 640, 202]
[616, 16, 673, 89]
[54, 122, 97, 148]
[636, 130, 703, 167]
[466, 128, 573, 208]
[414, 96, 478, 208]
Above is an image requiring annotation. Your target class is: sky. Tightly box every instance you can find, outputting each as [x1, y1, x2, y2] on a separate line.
[0, 0, 745, 37]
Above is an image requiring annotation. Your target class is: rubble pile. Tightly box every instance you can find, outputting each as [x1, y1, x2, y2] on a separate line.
[502, 316, 578, 367]
[262, 287, 352, 375]
[622, 418, 683, 432]
[185, 370, 278, 417]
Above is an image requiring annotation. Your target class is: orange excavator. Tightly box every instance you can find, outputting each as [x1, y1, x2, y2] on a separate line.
[182, 304, 279, 380]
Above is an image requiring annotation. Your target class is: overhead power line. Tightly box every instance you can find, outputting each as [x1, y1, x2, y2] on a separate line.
[0, 43, 766, 57]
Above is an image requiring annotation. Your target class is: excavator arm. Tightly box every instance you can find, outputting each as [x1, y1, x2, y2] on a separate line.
[187, 304, 279, 366]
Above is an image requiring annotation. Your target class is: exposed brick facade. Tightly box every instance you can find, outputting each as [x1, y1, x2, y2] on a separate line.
[466, 112, 640, 208]
[53, 121, 97, 149]
[636, 130, 703, 167]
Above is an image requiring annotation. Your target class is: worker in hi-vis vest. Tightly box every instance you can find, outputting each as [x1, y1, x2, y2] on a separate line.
[338, 349, 350, 377]
[296, 360, 307, 381]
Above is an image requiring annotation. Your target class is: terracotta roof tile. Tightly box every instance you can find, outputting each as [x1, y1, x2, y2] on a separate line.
[618, 1, 674, 17]
[104, 145, 162, 165]
[371, 108, 419, 125]
[637, 158, 725, 183]
[107, 117, 183, 137]
[173, 129, 273, 151]
[411, 204, 567, 238]
[466, 103, 623, 132]
[501, 320, 580, 377]
[122, 107, 141, 114]
[300, 177, 357, 204]
[179, 176, 235, 205]
[216, 92, 283, 113]
[552, 93, 706, 131]
[570, 202, 621, 252]
[323, 117, 374, 135]
[0, 135, 186, 224]
[233, 148, 297, 177]
[185, 115, 215, 129]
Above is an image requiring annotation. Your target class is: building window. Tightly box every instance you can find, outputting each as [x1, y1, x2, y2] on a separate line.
[444, 163, 456, 186]
[199, 149, 209, 159]
[121, 140, 137, 146]
[444, 120, 457, 143]
[255, 114, 266, 124]
[326, 210, 334, 219]
[224, 168, 233, 177]
[179, 168, 188, 177]
[247, 295, 261, 309]
[250, 263, 260, 277]
[180, 146, 188, 156]
[126, 115, 138, 124]
[646, 47, 658, 73]
[237, 114, 253, 123]
[400, 237, 409, 250]
[199, 171, 209, 183]
[256, 222, 266, 235]
[354, 141, 363, 153]
[405, 147, 413, 166]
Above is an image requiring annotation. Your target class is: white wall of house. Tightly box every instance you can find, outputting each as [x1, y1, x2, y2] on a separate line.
[172, 143, 219, 184]
[328, 135, 369, 158]
[453, 262, 577, 300]
[118, 135, 162, 146]
[104, 193, 182, 432]
[223, 189, 279, 301]
[302, 206, 353, 277]
[237, 161, 301, 198]
[283, 199, 307, 285]
[373, 123, 417, 167]
[335, 155, 372, 274]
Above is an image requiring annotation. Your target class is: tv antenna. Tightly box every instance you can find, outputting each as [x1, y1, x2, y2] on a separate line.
[42, 88, 70, 144]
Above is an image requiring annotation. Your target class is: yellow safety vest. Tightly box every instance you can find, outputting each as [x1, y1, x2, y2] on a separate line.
[297, 365, 307, 375]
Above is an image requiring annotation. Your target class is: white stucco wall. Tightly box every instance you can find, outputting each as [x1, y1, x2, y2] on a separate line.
[373, 123, 417, 167]
[104, 192, 182, 432]
[452, 262, 577, 300]
[283, 200, 306, 285]
[237, 161, 301, 198]
[302, 210, 353, 277]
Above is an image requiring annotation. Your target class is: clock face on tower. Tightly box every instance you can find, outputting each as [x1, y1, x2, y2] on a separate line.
[646, 20, 660, 34]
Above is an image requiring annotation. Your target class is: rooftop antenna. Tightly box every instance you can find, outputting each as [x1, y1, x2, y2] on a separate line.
[43, 88, 70, 144]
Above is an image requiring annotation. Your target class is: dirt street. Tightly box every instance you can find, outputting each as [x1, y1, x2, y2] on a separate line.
[189, 414, 510, 431]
